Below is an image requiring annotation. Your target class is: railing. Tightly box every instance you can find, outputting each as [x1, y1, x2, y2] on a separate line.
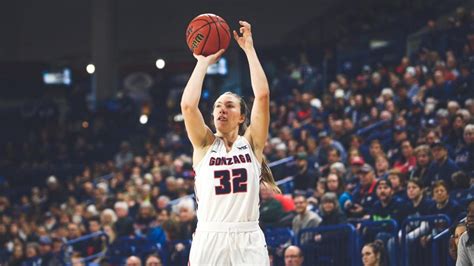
[61, 231, 109, 265]
[358, 219, 399, 266]
[400, 214, 451, 266]
[296, 224, 358, 266]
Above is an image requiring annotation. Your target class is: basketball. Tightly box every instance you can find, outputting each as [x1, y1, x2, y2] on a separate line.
[186, 14, 231, 56]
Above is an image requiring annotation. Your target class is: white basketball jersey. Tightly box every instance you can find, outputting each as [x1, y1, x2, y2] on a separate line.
[193, 136, 261, 222]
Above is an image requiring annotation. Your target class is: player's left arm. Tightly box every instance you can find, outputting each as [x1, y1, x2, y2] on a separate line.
[234, 21, 270, 158]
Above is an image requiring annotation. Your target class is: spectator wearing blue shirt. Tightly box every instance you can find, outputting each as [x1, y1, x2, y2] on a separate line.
[315, 131, 347, 166]
[371, 179, 410, 226]
[429, 180, 463, 223]
[425, 141, 460, 189]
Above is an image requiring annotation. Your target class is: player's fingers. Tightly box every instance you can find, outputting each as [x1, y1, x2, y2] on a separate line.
[239, 21, 251, 30]
[233, 30, 239, 40]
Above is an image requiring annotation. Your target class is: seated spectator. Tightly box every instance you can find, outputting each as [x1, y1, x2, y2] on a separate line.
[284, 245, 304, 266]
[292, 194, 322, 236]
[38, 236, 54, 265]
[325, 173, 352, 212]
[455, 124, 474, 175]
[406, 178, 435, 217]
[176, 199, 197, 240]
[387, 169, 407, 199]
[126, 255, 142, 266]
[409, 145, 432, 185]
[450, 171, 471, 203]
[393, 140, 417, 175]
[374, 154, 390, 180]
[456, 199, 474, 265]
[292, 152, 318, 195]
[145, 254, 163, 266]
[260, 184, 284, 228]
[349, 164, 378, 219]
[361, 240, 388, 266]
[425, 141, 460, 189]
[319, 192, 347, 226]
[371, 179, 410, 226]
[429, 180, 463, 223]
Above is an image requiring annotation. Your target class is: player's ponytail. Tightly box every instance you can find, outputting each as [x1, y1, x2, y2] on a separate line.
[261, 158, 281, 194]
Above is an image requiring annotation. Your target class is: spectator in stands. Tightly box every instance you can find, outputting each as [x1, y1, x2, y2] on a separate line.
[292, 194, 321, 236]
[349, 164, 378, 218]
[24, 242, 42, 265]
[374, 154, 390, 180]
[406, 178, 434, 217]
[371, 179, 410, 226]
[176, 198, 197, 240]
[114, 201, 134, 237]
[425, 141, 459, 189]
[387, 169, 406, 199]
[284, 245, 304, 266]
[361, 240, 388, 266]
[319, 192, 347, 226]
[409, 145, 432, 185]
[100, 208, 117, 228]
[84, 217, 104, 259]
[449, 222, 467, 261]
[429, 180, 463, 222]
[348, 155, 365, 177]
[145, 254, 162, 266]
[260, 184, 284, 228]
[325, 173, 352, 212]
[456, 124, 474, 175]
[8, 243, 24, 266]
[293, 152, 318, 194]
[135, 202, 155, 235]
[366, 139, 385, 167]
[450, 171, 471, 203]
[38, 236, 53, 265]
[126, 255, 142, 266]
[315, 131, 347, 167]
[456, 199, 474, 265]
[393, 140, 417, 174]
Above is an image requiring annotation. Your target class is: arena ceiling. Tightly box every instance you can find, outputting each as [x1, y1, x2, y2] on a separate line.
[0, 0, 337, 63]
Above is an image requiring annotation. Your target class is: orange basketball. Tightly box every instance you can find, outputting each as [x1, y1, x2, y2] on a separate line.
[186, 14, 231, 56]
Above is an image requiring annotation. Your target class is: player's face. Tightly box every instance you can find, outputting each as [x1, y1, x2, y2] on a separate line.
[213, 94, 244, 133]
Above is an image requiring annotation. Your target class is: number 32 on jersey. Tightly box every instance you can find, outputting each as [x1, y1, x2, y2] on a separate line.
[214, 168, 248, 195]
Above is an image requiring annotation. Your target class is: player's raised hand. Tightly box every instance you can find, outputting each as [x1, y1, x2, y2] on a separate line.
[193, 49, 225, 66]
[233, 21, 254, 51]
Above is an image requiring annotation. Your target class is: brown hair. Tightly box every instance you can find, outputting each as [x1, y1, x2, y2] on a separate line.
[261, 158, 281, 194]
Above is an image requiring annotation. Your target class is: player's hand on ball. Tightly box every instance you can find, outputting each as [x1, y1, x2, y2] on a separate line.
[194, 49, 225, 66]
[233, 21, 254, 51]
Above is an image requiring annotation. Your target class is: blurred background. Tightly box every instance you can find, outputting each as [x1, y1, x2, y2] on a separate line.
[0, 0, 473, 265]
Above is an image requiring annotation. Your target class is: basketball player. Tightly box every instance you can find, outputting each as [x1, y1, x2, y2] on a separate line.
[181, 21, 280, 265]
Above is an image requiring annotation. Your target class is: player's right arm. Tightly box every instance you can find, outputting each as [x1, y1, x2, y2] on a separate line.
[181, 50, 225, 149]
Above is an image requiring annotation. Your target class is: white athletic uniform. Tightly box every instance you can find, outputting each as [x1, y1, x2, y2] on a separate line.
[189, 135, 269, 266]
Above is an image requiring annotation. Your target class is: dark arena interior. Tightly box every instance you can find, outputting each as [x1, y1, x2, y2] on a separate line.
[0, 0, 474, 265]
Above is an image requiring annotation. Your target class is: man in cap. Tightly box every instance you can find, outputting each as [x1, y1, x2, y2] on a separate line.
[349, 164, 378, 218]
[425, 141, 460, 188]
